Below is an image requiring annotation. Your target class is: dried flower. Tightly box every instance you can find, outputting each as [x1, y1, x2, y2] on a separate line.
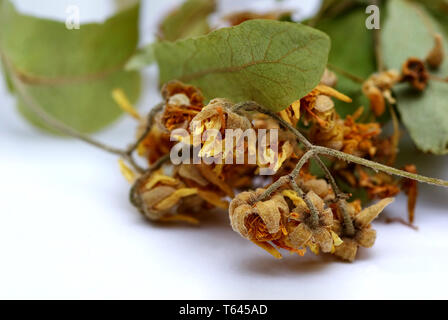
[284, 191, 342, 254]
[426, 33, 444, 69]
[401, 57, 429, 91]
[229, 189, 289, 258]
[333, 198, 394, 262]
[362, 70, 400, 116]
[133, 169, 200, 224]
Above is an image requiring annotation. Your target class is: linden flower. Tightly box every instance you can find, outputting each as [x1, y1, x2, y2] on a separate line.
[362, 70, 400, 116]
[174, 164, 231, 209]
[229, 189, 289, 259]
[283, 190, 342, 254]
[333, 198, 395, 262]
[133, 169, 201, 224]
[189, 98, 252, 158]
[160, 81, 205, 131]
[311, 108, 382, 158]
[280, 84, 352, 127]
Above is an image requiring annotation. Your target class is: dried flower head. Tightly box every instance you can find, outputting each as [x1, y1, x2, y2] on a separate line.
[333, 198, 394, 262]
[280, 84, 351, 127]
[160, 81, 205, 131]
[401, 57, 429, 91]
[284, 191, 342, 254]
[362, 70, 400, 116]
[132, 169, 200, 224]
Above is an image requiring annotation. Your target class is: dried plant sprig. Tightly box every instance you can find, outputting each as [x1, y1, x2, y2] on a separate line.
[234, 101, 448, 192]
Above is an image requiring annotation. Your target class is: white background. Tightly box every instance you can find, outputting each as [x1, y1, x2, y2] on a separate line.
[1, 0, 448, 299]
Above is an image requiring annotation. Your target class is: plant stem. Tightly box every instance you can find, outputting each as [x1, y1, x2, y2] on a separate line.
[2, 54, 149, 173]
[314, 146, 448, 188]
[327, 63, 365, 84]
[338, 199, 355, 237]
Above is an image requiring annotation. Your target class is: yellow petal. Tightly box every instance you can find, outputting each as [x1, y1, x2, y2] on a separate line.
[316, 84, 352, 103]
[155, 188, 198, 211]
[112, 88, 141, 120]
[197, 190, 229, 209]
[331, 230, 343, 247]
[159, 214, 200, 225]
[118, 159, 136, 183]
[251, 240, 282, 259]
[144, 173, 178, 190]
[291, 100, 301, 119]
[308, 242, 320, 255]
[282, 190, 306, 207]
[278, 110, 291, 125]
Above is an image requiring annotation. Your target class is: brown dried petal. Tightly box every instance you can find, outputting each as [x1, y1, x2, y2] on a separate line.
[254, 198, 284, 234]
[320, 208, 334, 227]
[355, 228, 377, 248]
[306, 190, 325, 212]
[302, 179, 330, 199]
[314, 228, 333, 253]
[178, 164, 208, 186]
[426, 33, 444, 69]
[141, 186, 177, 220]
[333, 238, 358, 262]
[355, 197, 394, 228]
[287, 223, 313, 248]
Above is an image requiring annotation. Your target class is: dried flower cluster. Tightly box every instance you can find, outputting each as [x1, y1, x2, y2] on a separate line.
[114, 69, 424, 262]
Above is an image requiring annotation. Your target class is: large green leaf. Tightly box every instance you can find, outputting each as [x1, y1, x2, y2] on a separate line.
[158, 0, 216, 41]
[0, 1, 141, 133]
[316, 8, 376, 119]
[383, 0, 448, 154]
[126, 0, 215, 71]
[154, 20, 330, 111]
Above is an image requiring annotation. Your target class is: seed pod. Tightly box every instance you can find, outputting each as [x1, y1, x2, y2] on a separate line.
[426, 33, 444, 69]
[401, 57, 429, 91]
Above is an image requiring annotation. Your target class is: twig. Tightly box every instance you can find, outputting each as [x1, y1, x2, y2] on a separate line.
[2, 53, 158, 174]
[327, 63, 365, 84]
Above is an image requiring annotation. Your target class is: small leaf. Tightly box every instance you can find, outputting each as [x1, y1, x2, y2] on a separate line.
[316, 7, 376, 119]
[154, 20, 330, 111]
[159, 0, 216, 42]
[383, 0, 448, 154]
[0, 1, 141, 133]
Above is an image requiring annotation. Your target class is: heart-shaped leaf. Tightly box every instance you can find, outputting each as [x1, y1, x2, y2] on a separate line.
[154, 19, 330, 111]
[383, 0, 448, 154]
[0, 0, 141, 133]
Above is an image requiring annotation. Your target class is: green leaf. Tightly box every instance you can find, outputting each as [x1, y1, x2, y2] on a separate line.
[159, 0, 216, 42]
[154, 20, 330, 111]
[0, 1, 141, 133]
[383, 0, 448, 154]
[316, 8, 376, 119]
